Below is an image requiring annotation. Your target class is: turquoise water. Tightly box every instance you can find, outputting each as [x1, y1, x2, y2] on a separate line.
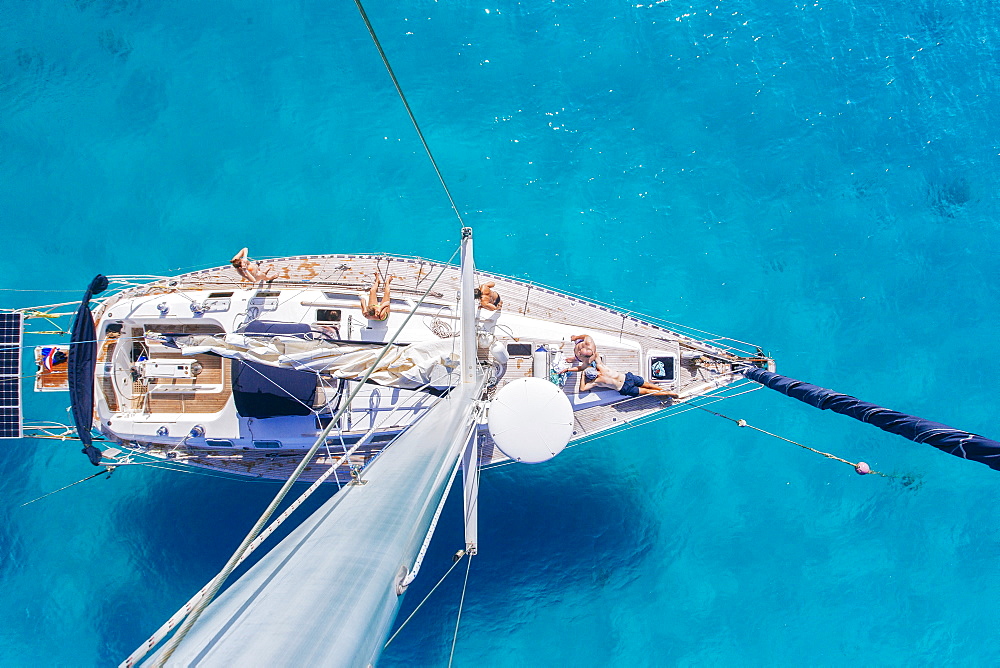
[3, 0, 1000, 665]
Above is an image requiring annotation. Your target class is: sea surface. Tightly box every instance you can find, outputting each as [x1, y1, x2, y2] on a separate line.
[2, 0, 999, 665]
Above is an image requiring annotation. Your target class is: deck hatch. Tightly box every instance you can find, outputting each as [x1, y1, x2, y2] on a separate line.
[650, 356, 675, 381]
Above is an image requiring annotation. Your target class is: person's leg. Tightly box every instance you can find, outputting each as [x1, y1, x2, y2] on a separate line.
[379, 275, 393, 309]
[638, 379, 679, 397]
[372, 276, 392, 319]
[368, 273, 380, 307]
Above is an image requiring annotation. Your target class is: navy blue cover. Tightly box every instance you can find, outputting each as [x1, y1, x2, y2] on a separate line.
[241, 320, 311, 336]
[69, 275, 108, 464]
[743, 367, 1000, 471]
[231, 320, 317, 417]
[232, 360, 316, 418]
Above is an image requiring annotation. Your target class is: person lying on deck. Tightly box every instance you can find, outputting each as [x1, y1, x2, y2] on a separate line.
[359, 272, 393, 321]
[578, 359, 680, 398]
[474, 282, 503, 311]
[559, 334, 598, 374]
[231, 247, 278, 282]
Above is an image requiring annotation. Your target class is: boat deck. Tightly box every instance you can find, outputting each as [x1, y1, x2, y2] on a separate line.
[92, 253, 764, 481]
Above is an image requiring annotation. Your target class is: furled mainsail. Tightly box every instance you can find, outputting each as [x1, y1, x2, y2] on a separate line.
[156, 332, 460, 390]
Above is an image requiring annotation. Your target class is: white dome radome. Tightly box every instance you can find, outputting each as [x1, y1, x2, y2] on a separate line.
[488, 377, 574, 463]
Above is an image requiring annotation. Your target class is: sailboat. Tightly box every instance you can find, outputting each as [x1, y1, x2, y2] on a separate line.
[56, 250, 765, 482]
[5, 3, 1000, 666]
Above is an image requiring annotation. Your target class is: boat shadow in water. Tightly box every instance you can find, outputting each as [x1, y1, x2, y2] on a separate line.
[383, 443, 665, 665]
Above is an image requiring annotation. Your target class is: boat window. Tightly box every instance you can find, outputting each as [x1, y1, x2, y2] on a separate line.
[316, 415, 342, 430]
[253, 440, 282, 449]
[254, 291, 281, 298]
[206, 439, 234, 448]
[208, 292, 234, 298]
[649, 356, 675, 381]
[316, 309, 341, 322]
[506, 343, 532, 357]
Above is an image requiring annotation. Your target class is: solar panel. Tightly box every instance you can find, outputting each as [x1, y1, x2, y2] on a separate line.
[0, 313, 22, 439]
[0, 312, 22, 345]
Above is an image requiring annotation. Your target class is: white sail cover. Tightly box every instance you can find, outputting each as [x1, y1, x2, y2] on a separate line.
[161, 334, 460, 389]
[143, 381, 480, 667]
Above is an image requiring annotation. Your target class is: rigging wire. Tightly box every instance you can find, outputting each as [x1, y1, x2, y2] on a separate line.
[448, 553, 474, 668]
[383, 550, 467, 650]
[126, 461, 278, 483]
[352, 0, 466, 229]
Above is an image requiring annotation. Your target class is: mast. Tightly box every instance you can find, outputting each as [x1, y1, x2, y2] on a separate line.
[459, 227, 477, 386]
[459, 227, 480, 555]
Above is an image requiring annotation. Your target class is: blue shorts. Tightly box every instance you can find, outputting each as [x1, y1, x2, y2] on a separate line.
[619, 372, 644, 397]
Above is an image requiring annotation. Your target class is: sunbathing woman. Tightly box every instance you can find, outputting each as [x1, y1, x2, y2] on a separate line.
[231, 248, 278, 283]
[359, 273, 393, 321]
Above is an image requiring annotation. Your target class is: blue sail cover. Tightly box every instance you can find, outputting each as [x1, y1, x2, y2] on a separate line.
[231, 360, 317, 418]
[743, 367, 1000, 471]
[69, 275, 108, 465]
[231, 321, 317, 418]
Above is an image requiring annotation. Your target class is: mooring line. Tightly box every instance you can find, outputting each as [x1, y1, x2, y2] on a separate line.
[692, 404, 886, 477]
[20, 467, 116, 507]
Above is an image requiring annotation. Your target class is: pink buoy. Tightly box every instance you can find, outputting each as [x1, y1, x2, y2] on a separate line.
[855, 461, 871, 475]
